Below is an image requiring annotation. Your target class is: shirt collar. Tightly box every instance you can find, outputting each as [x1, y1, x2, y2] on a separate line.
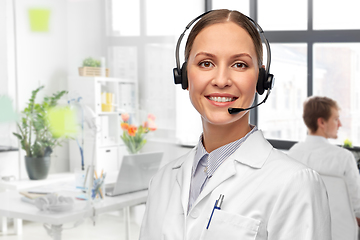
[305, 135, 329, 144]
[192, 125, 258, 176]
[193, 136, 208, 176]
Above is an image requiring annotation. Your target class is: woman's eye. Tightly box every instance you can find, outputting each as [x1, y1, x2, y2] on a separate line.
[233, 62, 247, 69]
[199, 61, 213, 68]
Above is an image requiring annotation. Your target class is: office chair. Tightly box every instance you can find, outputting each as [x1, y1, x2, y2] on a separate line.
[320, 174, 358, 240]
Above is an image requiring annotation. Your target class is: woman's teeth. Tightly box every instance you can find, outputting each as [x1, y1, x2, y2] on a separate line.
[208, 97, 235, 102]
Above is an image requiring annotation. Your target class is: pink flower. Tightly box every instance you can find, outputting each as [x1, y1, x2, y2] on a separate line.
[148, 119, 157, 131]
[121, 113, 130, 122]
[147, 113, 156, 121]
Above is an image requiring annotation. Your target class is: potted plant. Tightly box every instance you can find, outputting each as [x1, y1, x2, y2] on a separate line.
[78, 57, 109, 77]
[13, 86, 68, 180]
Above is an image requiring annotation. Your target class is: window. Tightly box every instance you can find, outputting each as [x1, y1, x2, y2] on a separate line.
[313, 0, 360, 30]
[313, 43, 360, 145]
[212, 0, 250, 15]
[106, 0, 203, 143]
[256, 0, 360, 147]
[258, 0, 307, 30]
[105, 0, 360, 147]
[259, 44, 308, 142]
[109, 0, 141, 36]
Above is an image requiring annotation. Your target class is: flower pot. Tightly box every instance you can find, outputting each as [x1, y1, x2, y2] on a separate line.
[24, 156, 51, 180]
[78, 67, 109, 77]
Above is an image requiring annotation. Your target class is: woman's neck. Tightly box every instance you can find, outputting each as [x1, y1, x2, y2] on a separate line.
[201, 115, 252, 153]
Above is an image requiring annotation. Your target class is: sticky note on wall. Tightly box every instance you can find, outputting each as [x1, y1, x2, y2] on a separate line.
[28, 8, 51, 32]
[47, 106, 78, 138]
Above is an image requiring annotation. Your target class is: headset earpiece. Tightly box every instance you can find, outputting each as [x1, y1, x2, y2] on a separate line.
[257, 68, 275, 95]
[256, 68, 266, 95]
[265, 73, 275, 92]
[173, 68, 182, 85]
[181, 62, 188, 89]
[173, 62, 188, 90]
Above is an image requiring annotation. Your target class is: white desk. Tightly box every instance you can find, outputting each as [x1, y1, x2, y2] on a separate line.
[0, 189, 147, 240]
[0, 173, 74, 192]
[0, 172, 148, 239]
[0, 173, 75, 234]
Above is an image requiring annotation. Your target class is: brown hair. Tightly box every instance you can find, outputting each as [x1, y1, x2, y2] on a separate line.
[303, 96, 340, 133]
[184, 9, 263, 68]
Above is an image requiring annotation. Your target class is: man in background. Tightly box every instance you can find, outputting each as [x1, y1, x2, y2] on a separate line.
[288, 96, 360, 226]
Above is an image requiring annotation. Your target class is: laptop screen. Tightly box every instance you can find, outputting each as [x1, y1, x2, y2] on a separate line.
[108, 152, 163, 196]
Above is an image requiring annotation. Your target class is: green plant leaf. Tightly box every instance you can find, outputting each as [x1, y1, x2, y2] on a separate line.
[13, 132, 23, 140]
[82, 57, 101, 67]
[14, 85, 70, 157]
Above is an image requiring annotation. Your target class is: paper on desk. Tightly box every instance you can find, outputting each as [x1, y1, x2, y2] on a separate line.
[20, 191, 47, 199]
[26, 181, 80, 194]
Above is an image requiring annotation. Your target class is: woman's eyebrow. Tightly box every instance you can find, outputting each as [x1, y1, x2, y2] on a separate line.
[194, 52, 216, 58]
[194, 52, 252, 60]
[231, 53, 253, 60]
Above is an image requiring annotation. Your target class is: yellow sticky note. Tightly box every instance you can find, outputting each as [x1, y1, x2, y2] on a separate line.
[28, 9, 51, 32]
[47, 106, 78, 138]
[0, 95, 18, 123]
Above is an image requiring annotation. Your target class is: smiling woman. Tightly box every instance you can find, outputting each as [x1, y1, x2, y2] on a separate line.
[187, 22, 258, 141]
[140, 9, 332, 240]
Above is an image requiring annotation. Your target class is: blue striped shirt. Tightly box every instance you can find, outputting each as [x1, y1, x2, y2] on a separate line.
[188, 125, 258, 212]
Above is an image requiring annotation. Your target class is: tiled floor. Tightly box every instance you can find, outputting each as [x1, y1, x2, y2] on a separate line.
[0, 210, 142, 240]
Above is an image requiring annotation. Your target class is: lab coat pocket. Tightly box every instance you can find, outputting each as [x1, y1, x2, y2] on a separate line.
[201, 210, 260, 240]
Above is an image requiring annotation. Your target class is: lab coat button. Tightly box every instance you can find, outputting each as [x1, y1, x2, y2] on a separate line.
[191, 209, 200, 218]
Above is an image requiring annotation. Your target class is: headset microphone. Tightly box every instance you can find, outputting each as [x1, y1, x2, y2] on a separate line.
[228, 90, 271, 114]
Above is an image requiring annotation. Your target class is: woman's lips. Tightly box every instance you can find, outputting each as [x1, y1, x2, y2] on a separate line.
[207, 96, 236, 103]
[205, 95, 238, 107]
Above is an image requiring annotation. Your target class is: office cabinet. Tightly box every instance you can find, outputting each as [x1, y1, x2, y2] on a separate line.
[68, 76, 138, 174]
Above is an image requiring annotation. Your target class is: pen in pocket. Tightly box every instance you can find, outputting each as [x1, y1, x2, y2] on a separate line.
[206, 194, 224, 229]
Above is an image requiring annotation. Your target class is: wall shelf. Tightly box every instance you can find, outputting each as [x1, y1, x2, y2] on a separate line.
[68, 76, 138, 173]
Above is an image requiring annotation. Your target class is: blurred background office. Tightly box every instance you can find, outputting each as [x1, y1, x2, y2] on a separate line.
[0, 0, 360, 239]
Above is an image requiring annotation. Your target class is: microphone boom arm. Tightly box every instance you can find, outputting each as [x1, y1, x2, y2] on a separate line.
[228, 90, 271, 115]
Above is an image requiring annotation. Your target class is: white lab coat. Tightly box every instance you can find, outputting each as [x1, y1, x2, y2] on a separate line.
[288, 135, 360, 218]
[140, 130, 331, 240]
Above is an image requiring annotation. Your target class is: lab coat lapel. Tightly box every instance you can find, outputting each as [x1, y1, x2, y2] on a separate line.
[192, 130, 272, 207]
[195, 157, 236, 205]
[175, 148, 196, 215]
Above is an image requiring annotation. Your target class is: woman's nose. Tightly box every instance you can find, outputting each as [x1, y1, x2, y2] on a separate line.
[212, 66, 232, 88]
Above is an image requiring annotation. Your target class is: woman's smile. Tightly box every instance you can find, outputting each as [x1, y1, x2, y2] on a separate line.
[207, 96, 237, 103]
[205, 93, 238, 107]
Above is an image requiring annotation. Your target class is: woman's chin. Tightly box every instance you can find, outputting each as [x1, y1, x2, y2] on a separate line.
[202, 110, 247, 126]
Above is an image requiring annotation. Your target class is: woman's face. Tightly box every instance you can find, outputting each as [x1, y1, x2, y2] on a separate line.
[187, 21, 259, 126]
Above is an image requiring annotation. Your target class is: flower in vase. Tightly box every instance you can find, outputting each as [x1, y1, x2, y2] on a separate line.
[120, 113, 157, 154]
[121, 113, 130, 122]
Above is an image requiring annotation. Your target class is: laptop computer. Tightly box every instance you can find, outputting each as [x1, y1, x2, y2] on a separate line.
[105, 151, 163, 197]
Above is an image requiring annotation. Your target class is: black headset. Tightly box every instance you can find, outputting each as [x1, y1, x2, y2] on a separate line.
[173, 10, 274, 96]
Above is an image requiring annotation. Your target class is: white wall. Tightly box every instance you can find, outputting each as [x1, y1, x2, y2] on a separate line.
[0, 0, 20, 179]
[14, 0, 69, 177]
[0, 0, 104, 178]
[0, 0, 9, 95]
[67, 0, 105, 77]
